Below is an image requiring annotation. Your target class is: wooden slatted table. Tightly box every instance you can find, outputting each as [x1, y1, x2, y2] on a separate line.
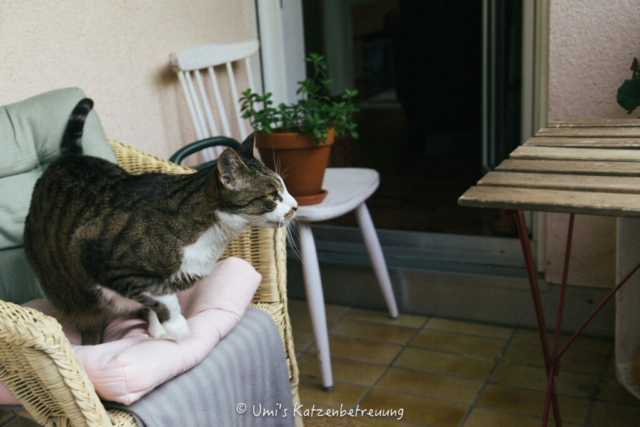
[459, 119, 640, 427]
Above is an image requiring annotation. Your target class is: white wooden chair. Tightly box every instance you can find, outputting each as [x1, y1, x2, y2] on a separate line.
[169, 40, 259, 161]
[169, 41, 399, 391]
[296, 168, 399, 390]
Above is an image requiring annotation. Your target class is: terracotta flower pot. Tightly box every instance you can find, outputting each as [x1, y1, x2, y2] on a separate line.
[255, 129, 334, 206]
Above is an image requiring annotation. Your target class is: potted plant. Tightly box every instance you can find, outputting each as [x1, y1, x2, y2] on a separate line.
[240, 53, 359, 205]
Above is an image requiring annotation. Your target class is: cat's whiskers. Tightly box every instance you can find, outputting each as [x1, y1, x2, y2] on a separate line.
[285, 218, 303, 264]
[269, 149, 280, 176]
[272, 154, 291, 183]
[276, 159, 291, 181]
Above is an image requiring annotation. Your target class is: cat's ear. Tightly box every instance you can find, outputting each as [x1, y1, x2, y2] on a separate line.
[237, 133, 258, 160]
[217, 149, 247, 189]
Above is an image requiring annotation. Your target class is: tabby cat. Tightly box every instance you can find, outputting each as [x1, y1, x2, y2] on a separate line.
[24, 98, 298, 345]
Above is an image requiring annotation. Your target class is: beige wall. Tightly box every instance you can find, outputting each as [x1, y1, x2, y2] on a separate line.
[546, 0, 640, 288]
[548, 0, 640, 121]
[0, 0, 252, 160]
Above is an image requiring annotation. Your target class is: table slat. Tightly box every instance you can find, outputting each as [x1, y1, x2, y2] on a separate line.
[536, 127, 640, 138]
[525, 137, 640, 148]
[548, 119, 640, 128]
[496, 159, 640, 176]
[459, 186, 640, 217]
[479, 172, 640, 194]
[511, 146, 640, 162]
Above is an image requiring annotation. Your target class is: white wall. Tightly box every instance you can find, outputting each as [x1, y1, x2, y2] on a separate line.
[0, 0, 252, 160]
[548, 0, 640, 121]
[546, 0, 640, 288]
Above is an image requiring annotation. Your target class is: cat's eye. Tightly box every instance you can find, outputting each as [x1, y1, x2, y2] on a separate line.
[268, 192, 282, 202]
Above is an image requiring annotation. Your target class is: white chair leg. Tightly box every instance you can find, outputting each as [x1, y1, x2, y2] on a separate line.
[355, 202, 399, 318]
[298, 221, 334, 391]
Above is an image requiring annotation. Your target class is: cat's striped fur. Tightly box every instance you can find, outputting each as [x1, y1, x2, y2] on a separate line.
[24, 99, 297, 345]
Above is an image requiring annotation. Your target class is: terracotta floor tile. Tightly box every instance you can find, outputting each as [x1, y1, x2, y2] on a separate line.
[411, 330, 506, 359]
[597, 378, 640, 406]
[377, 367, 483, 403]
[0, 411, 15, 425]
[591, 401, 640, 427]
[503, 342, 607, 375]
[290, 311, 340, 332]
[360, 389, 468, 426]
[325, 304, 352, 318]
[308, 335, 403, 365]
[288, 299, 309, 312]
[330, 319, 417, 345]
[297, 353, 386, 386]
[502, 342, 546, 366]
[513, 329, 612, 355]
[553, 349, 608, 376]
[3, 417, 39, 427]
[293, 330, 315, 352]
[345, 308, 427, 328]
[426, 318, 513, 340]
[512, 329, 552, 344]
[298, 376, 368, 409]
[0, 412, 15, 426]
[353, 415, 408, 426]
[287, 300, 350, 318]
[490, 362, 599, 398]
[463, 407, 542, 427]
[291, 312, 313, 332]
[393, 347, 494, 380]
[477, 384, 590, 424]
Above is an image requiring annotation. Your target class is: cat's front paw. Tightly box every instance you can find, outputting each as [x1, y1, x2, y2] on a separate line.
[147, 312, 169, 339]
[148, 322, 170, 339]
[162, 314, 190, 341]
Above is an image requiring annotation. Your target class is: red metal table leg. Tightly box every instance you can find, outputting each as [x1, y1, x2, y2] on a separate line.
[510, 210, 640, 426]
[543, 214, 575, 425]
[512, 210, 563, 427]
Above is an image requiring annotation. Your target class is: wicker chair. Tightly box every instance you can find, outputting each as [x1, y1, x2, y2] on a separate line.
[0, 140, 300, 427]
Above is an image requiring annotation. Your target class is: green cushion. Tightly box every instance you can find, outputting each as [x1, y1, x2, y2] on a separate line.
[0, 248, 45, 302]
[0, 88, 117, 303]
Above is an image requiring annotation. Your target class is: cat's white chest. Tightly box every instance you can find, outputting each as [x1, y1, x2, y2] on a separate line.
[175, 227, 222, 281]
[174, 214, 247, 282]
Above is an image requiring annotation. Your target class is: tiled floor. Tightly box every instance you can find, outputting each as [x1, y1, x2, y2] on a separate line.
[289, 299, 640, 427]
[0, 414, 33, 427]
[2, 303, 639, 427]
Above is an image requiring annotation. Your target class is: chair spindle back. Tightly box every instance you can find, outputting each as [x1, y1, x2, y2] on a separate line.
[170, 40, 259, 160]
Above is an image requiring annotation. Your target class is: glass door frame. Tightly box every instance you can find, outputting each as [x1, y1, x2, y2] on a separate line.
[258, 0, 550, 272]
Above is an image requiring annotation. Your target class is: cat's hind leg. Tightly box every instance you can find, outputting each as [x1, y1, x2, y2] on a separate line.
[78, 321, 107, 345]
[63, 302, 110, 345]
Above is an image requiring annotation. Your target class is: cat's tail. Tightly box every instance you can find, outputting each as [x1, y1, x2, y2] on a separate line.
[61, 98, 94, 156]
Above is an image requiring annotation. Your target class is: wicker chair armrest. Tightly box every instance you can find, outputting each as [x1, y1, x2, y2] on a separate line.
[0, 300, 113, 427]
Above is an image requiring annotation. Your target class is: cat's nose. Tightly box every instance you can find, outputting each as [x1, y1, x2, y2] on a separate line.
[292, 206, 298, 211]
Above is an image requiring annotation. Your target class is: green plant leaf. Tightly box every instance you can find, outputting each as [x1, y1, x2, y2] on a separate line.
[632, 57, 640, 75]
[237, 52, 358, 140]
[617, 74, 640, 114]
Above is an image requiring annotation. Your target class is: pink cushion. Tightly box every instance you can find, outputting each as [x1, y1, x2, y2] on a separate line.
[0, 257, 261, 405]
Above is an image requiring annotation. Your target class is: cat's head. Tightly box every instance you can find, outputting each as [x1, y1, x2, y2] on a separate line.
[215, 134, 298, 228]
